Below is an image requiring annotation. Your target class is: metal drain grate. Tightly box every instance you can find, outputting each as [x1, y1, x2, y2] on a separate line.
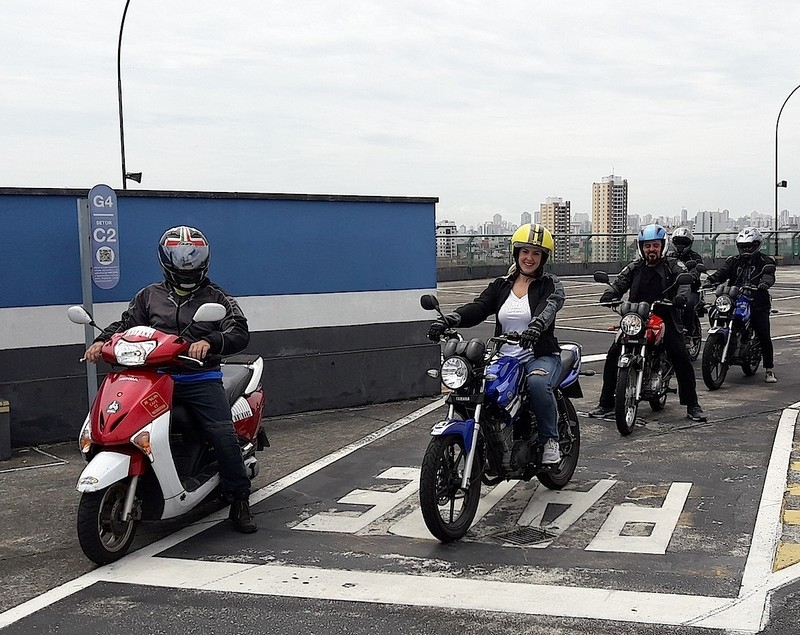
[493, 526, 558, 546]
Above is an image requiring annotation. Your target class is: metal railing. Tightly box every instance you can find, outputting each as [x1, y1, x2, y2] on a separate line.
[436, 230, 800, 268]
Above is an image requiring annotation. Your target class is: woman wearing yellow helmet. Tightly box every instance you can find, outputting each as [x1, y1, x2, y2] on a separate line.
[427, 223, 566, 464]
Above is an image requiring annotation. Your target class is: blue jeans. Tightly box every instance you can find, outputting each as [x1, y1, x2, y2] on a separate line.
[524, 354, 561, 442]
[172, 378, 251, 497]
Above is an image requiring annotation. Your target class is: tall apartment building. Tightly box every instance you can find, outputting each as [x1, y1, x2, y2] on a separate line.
[435, 220, 458, 259]
[539, 197, 571, 263]
[592, 174, 628, 262]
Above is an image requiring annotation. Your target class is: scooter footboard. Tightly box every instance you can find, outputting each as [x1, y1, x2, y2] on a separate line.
[77, 451, 131, 492]
[430, 418, 475, 451]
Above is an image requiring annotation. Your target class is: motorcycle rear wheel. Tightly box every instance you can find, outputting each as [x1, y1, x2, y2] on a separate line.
[615, 367, 639, 436]
[537, 395, 580, 490]
[701, 332, 728, 390]
[77, 481, 138, 565]
[419, 434, 481, 542]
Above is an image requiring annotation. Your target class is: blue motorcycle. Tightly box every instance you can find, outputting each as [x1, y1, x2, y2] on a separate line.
[700, 264, 775, 390]
[419, 294, 589, 542]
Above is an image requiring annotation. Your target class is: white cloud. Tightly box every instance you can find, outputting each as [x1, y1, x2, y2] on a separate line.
[2, 1, 800, 227]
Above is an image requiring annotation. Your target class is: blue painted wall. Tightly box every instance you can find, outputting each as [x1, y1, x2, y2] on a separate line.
[1, 190, 437, 308]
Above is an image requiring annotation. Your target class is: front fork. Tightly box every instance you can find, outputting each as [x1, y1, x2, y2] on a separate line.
[708, 317, 732, 364]
[619, 343, 646, 401]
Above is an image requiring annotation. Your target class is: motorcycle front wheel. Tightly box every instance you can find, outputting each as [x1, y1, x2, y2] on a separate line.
[419, 434, 481, 543]
[537, 395, 580, 490]
[77, 481, 138, 565]
[701, 332, 728, 390]
[615, 367, 639, 436]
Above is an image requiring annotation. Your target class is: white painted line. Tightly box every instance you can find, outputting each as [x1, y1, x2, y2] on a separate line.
[582, 354, 608, 363]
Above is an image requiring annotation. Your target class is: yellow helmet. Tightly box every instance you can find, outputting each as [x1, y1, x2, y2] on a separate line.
[510, 223, 554, 263]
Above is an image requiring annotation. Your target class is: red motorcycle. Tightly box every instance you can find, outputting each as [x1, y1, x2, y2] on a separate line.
[68, 303, 267, 564]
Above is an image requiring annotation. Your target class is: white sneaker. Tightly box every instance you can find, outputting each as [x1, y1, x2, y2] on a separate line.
[542, 438, 561, 465]
[765, 370, 778, 384]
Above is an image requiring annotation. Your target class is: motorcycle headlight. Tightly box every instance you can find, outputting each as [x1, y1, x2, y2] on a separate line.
[113, 339, 157, 366]
[440, 356, 471, 390]
[715, 295, 733, 313]
[620, 313, 644, 336]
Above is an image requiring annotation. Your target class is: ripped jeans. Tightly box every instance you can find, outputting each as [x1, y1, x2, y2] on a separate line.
[523, 353, 561, 442]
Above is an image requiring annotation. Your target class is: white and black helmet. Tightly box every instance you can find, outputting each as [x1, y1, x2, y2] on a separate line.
[735, 226, 762, 259]
[671, 227, 694, 254]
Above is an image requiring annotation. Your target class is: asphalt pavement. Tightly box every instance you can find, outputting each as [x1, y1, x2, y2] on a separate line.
[2, 272, 800, 634]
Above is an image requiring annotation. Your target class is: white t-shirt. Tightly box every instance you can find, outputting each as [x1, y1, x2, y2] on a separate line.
[497, 291, 534, 362]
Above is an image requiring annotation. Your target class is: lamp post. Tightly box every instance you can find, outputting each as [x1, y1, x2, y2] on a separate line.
[118, 0, 140, 189]
[774, 83, 800, 256]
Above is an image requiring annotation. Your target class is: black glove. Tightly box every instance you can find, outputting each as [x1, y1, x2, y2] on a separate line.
[520, 319, 544, 350]
[757, 282, 770, 291]
[600, 291, 619, 304]
[673, 295, 687, 308]
[427, 312, 460, 341]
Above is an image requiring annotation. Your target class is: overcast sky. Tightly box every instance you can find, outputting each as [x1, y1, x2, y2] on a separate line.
[4, 1, 800, 228]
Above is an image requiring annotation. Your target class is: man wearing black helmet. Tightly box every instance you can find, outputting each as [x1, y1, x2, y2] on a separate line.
[703, 227, 777, 383]
[666, 227, 704, 335]
[589, 224, 706, 422]
[83, 225, 258, 533]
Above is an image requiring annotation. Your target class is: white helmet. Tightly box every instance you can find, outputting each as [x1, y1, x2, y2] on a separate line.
[735, 227, 762, 259]
[671, 227, 694, 254]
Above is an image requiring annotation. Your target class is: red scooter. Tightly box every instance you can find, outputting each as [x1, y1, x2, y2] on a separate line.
[68, 303, 267, 565]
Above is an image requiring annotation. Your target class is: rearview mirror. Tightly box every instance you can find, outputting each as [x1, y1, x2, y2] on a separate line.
[675, 272, 693, 285]
[67, 305, 93, 325]
[694, 263, 707, 274]
[420, 294, 440, 311]
[193, 303, 226, 323]
[593, 271, 609, 284]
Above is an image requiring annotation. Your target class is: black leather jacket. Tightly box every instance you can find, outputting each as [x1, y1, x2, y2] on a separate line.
[94, 279, 250, 370]
[453, 272, 565, 358]
[605, 257, 690, 330]
[705, 252, 776, 309]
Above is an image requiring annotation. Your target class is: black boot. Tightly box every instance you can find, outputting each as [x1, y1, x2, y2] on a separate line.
[229, 494, 258, 533]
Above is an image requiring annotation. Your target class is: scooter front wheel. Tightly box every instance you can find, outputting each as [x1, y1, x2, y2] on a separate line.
[77, 482, 138, 565]
[419, 434, 481, 542]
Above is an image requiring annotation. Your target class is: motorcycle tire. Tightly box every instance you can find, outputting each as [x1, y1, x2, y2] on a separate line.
[685, 315, 702, 361]
[537, 395, 580, 490]
[701, 332, 728, 390]
[77, 481, 138, 565]
[615, 367, 639, 436]
[419, 434, 482, 543]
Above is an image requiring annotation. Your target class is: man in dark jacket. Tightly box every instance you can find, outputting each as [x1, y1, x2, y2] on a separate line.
[703, 227, 777, 383]
[666, 227, 704, 333]
[84, 226, 258, 533]
[589, 224, 706, 422]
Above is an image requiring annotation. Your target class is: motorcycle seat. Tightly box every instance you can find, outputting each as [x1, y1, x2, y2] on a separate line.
[555, 343, 581, 386]
[221, 364, 254, 405]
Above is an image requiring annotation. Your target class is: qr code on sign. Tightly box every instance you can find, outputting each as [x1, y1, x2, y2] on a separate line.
[97, 246, 115, 264]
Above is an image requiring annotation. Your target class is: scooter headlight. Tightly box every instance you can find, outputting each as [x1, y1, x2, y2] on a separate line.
[78, 414, 92, 454]
[113, 339, 157, 366]
[620, 313, 644, 336]
[440, 357, 471, 390]
[715, 295, 733, 313]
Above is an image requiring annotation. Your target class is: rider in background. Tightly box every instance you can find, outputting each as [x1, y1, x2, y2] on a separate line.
[666, 227, 704, 333]
[703, 227, 778, 383]
[84, 226, 258, 533]
[588, 224, 707, 422]
[427, 223, 566, 464]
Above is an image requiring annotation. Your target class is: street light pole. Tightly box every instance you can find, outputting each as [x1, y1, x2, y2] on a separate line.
[774, 83, 800, 256]
[118, 0, 132, 190]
